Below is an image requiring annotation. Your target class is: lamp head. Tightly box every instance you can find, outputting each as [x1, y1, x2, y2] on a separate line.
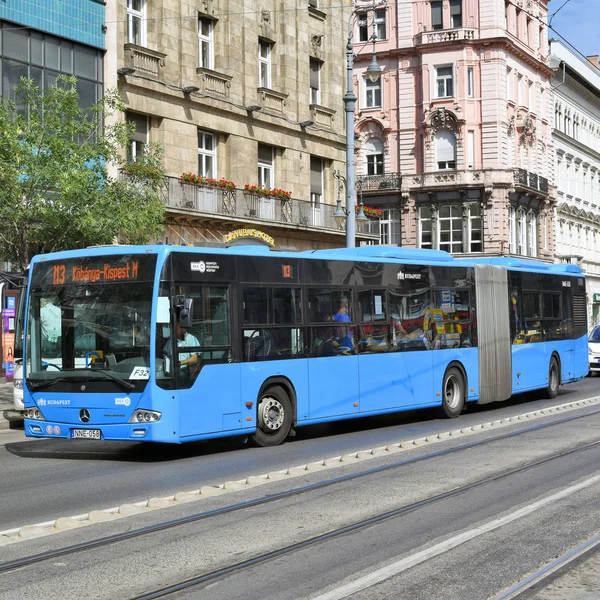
[117, 67, 136, 76]
[365, 56, 383, 83]
[299, 120, 314, 128]
[183, 85, 200, 94]
[246, 105, 262, 114]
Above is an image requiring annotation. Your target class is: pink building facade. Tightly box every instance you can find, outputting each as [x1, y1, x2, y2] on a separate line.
[354, 0, 554, 259]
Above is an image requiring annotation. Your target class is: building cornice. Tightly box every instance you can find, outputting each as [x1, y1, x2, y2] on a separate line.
[554, 130, 600, 164]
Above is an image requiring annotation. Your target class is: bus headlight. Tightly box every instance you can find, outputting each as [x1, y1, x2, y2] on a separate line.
[24, 408, 46, 421]
[129, 410, 161, 423]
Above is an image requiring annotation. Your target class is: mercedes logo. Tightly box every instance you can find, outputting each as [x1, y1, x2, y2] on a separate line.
[79, 409, 91, 423]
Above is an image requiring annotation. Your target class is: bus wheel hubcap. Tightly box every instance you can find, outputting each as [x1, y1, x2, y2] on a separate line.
[445, 376, 460, 409]
[259, 397, 284, 432]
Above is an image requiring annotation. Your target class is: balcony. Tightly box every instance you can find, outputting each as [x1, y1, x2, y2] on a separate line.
[123, 44, 166, 79]
[196, 68, 232, 99]
[513, 168, 549, 195]
[161, 177, 378, 238]
[415, 27, 477, 46]
[409, 169, 508, 189]
[357, 172, 402, 192]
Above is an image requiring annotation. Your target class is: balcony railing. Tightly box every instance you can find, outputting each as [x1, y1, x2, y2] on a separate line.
[513, 168, 549, 195]
[357, 172, 402, 192]
[415, 27, 477, 45]
[162, 177, 363, 233]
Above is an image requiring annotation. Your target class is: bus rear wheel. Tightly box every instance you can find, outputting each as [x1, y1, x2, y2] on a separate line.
[438, 367, 465, 418]
[544, 357, 560, 399]
[251, 385, 292, 447]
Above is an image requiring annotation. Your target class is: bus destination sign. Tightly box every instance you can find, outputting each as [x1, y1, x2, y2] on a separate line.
[32, 255, 157, 287]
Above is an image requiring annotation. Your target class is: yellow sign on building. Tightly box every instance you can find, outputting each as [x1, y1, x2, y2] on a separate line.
[224, 228, 275, 247]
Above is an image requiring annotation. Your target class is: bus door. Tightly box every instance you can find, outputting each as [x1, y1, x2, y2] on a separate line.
[158, 286, 241, 438]
[306, 289, 359, 419]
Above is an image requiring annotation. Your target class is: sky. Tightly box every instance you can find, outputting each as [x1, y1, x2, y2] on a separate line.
[549, 0, 600, 59]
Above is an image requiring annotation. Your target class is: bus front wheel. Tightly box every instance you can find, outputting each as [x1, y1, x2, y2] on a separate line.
[252, 385, 292, 447]
[438, 367, 465, 418]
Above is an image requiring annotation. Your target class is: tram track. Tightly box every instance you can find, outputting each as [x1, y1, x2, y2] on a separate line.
[492, 532, 600, 599]
[2, 407, 600, 585]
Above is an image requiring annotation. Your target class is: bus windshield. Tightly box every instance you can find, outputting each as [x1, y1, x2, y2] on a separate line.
[25, 255, 156, 392]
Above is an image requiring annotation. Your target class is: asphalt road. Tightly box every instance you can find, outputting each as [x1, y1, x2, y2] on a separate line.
[1, 377, 600, 532]
[1, 380, 600, 600]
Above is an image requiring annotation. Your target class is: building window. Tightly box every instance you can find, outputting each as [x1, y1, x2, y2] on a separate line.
[507, 68, 514, 103]
[199, 18, 214, 70]
[127, 0, 145, 46]
[431, 1, 443, 30]
[374, 10, 387, 40]
[467, 67, 474, 97]
[438, 205, 463, 253]
[419, 207, 433, 249]
[365, 77, 382, 108]
[379, 209, 400, 246]
[525, 17, 531, 45]
[198, 130, 216, 177]
[467, 130, 475, 168]
[126, 112, 148, 162]
[258, 144, 274, 189]
[310, 156, 323, 226]
[0, 24, 103, 110]
[365, 139, 384, 175]
[435, 131, 456, 170]
[259, 40, 271, 88]
[469, 203, 482, 252]
[436, 66, 454, 98]
[511, 206, 537, 257]
[357, 12, 369, 42]
[450, 0, 462, 28]
[310, 58, 321, 104]
[419, 204, 482, 253]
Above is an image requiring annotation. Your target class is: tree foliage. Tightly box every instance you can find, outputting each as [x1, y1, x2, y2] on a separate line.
[0, 75, 166, 270]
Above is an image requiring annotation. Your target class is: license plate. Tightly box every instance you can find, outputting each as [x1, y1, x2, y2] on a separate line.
[71, 429, 101, 440]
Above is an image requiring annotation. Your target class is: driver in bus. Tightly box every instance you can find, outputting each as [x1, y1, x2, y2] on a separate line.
[164, 309, 201, 378]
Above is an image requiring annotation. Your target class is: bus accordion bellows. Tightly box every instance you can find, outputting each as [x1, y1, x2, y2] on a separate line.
[20, 244, 588, 446]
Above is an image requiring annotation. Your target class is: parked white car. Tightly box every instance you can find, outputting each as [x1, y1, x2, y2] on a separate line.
[589, 326, 600, 375]
[13, 359, 23, 412]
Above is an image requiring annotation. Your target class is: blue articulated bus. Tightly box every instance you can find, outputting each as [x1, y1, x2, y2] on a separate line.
[20, 244, 588, 446]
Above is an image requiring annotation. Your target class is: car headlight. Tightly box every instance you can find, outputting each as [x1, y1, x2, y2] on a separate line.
[13, 379, 23, 390]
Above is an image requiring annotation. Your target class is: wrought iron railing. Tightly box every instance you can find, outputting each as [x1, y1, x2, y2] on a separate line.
[356, 172, 402, 191]
[513, 168, 549, 195]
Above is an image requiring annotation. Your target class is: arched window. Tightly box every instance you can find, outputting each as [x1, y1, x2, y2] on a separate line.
[365, 138, 384, 175]
[435, 131, 456, 170]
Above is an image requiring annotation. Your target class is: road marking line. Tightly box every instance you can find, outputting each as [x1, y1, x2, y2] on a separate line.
[311, 474, 600, 600]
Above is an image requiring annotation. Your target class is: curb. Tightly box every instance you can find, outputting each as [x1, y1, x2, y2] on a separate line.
[1, 395, 599, 547]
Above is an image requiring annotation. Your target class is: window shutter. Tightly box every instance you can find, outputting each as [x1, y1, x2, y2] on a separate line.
[310, 59, 320, 89]
[435, 131, 456, 162]
[258, 144, 273, 165]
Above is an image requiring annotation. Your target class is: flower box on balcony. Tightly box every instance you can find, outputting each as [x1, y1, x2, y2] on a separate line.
[356, 205, 384, 219]
[180, 172, 236, 190]
[244, 184, 292, 200]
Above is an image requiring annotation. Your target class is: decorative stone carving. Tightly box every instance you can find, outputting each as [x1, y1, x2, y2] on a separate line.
[429, 107, 458, 134]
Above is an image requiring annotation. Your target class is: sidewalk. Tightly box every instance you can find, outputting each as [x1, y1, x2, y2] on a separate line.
[0, 379, 22, 430]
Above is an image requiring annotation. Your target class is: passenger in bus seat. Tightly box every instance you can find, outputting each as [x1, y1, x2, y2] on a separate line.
[332, 300, 354, 354]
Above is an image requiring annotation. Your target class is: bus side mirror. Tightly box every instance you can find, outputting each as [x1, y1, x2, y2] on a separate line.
[179, 297, 193, 329]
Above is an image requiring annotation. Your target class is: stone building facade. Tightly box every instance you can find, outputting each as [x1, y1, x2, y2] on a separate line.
[106, 0, 377, 250]
[353, 0, 554, 259]
[551, 41, 600, 325]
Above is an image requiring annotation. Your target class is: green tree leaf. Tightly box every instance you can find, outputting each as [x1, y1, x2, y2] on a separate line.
[0, 75, 166, 270]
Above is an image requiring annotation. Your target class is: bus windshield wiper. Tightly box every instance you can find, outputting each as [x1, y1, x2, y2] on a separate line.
[28, 377, 76, 391]
[59, 368, 136, 391]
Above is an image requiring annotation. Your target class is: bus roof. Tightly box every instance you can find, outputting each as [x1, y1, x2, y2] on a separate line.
[28, 244, 583, 275]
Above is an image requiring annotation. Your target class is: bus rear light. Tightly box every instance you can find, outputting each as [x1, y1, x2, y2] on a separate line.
[24, 408, 46, 421]
[129, 410, 161, 424]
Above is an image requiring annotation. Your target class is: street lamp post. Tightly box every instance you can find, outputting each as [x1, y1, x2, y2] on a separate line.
[343, 1, 385, 248]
